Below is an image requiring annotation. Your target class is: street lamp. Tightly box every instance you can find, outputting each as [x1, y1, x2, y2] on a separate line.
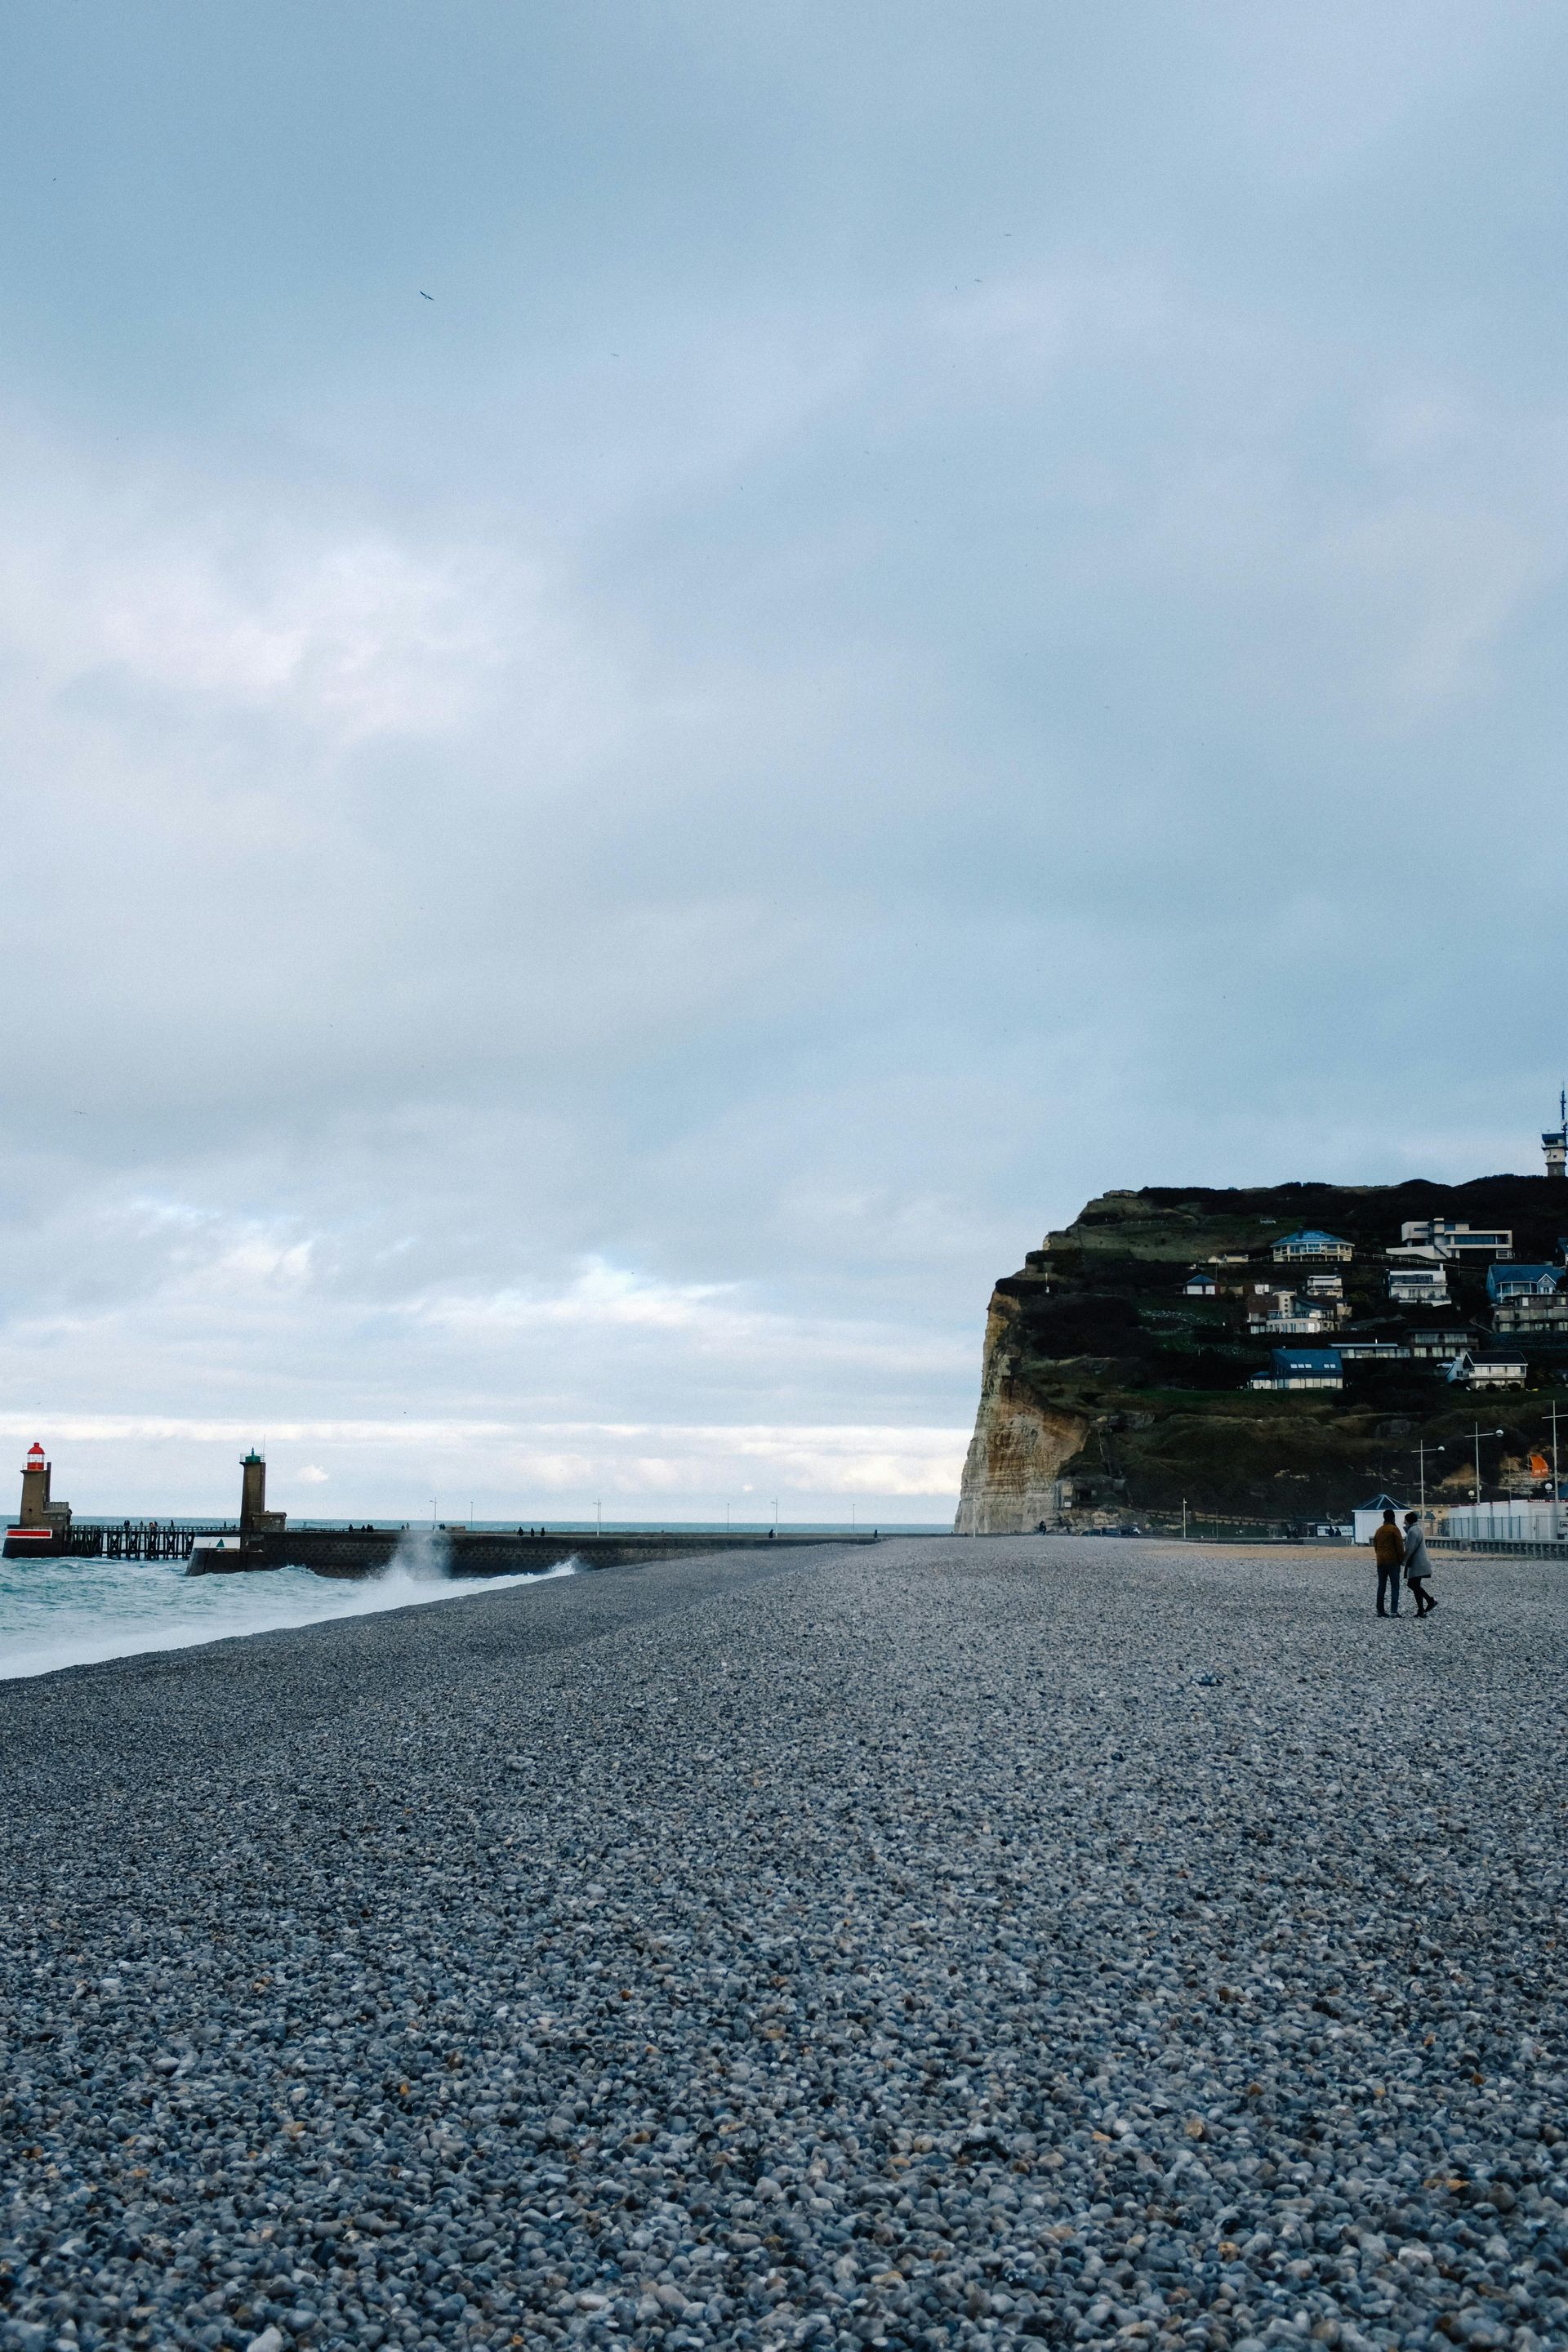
[1547, 1399, 1565, 1544]
[1414, 1441, 1444, 1529]
[1470, 1426, 1505, 1521]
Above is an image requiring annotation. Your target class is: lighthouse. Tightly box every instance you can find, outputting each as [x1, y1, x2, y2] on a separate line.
[4, 1441, 73, 1557]
[1544, 1090, 1567, 1180]
[238, 1450, 287, 1539]
[20, 1442, 50, 1528]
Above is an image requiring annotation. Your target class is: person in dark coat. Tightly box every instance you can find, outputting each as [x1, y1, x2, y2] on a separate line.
[1402, 1511, 1437, 1616]
[1371, 1508, 1405, 1615]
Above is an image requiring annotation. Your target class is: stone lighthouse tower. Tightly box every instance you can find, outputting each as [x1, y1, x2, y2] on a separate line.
[20, 1441, 51, 1529]
[8, 1441, 71, 1553]
[238, 1451, 286, 1539]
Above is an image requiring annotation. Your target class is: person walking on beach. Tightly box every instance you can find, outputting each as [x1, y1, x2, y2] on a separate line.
[1372, 1507, 1405, 1615]
[1402, 1511, 1437, 1616]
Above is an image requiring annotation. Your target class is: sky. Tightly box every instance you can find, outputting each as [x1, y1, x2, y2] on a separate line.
[1, 2, 1566, 1523]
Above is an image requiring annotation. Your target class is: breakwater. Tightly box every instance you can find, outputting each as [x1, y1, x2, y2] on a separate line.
[29, 1521, 879, 1575]
[257, 1526, 875, 1579]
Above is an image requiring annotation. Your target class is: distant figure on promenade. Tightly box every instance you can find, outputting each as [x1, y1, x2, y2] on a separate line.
[1402, 1511, 1438, 1617]
[1372, 1507, 1405, 1615]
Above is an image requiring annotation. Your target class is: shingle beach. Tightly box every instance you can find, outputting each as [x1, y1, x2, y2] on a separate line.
[3, 1537, 1566, 2352]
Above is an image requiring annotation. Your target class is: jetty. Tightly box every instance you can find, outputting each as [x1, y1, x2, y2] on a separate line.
[247, 1524, 868, 1577]
[3, 1441, 877, 1573]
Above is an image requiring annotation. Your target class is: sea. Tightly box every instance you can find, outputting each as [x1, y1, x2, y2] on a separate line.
[0, 1533, 577, 1684]
[0, 1518, 946, 1685]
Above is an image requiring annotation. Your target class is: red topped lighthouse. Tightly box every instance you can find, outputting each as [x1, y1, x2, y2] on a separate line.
[4, 1441, 72, 1557]
[20, 1443, 50, 1528]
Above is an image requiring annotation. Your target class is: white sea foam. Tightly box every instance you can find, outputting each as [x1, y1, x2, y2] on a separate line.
[0, 1539, 578, 1682]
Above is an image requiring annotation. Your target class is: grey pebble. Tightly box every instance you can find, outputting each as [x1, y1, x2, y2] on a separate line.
[1, 1535, 1566, 2352]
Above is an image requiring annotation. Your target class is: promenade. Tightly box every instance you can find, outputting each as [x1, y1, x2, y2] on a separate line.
[2, 1538, 1565, 2351]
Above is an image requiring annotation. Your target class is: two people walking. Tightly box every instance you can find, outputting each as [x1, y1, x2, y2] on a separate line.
[1371, 1505, 1437, 1617]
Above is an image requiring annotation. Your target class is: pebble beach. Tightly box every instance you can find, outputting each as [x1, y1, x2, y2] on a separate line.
[2, 1535, 1566, 2352]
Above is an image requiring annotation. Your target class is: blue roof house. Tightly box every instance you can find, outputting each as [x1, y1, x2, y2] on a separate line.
[1272, 1230, 1354, 1263]
[1486, 1263, 1562, 1303]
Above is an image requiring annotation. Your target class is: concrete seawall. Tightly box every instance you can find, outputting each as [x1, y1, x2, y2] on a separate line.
[258, 1526, 878, 1579]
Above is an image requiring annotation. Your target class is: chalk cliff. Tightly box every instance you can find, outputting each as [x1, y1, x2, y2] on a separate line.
[956, 1174, 1568, 1534]
[955, 1281, 1089, 1534]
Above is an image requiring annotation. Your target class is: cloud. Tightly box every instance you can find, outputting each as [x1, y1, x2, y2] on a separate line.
[416, 1260, 739, 1334]
[0, 1410, 966, 1511]
[0, 447, 525, 747]
[2, 7, 1567, 1518]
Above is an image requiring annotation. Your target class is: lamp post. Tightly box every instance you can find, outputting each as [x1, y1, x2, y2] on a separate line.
[1414, 1441, 1444, 1530]
[1548, 1400, 1564, 1544]
[1471, 1425, 1504, 1527]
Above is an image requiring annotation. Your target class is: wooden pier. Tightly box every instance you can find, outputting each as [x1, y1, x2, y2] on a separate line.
[61, 1521, 234, 1562]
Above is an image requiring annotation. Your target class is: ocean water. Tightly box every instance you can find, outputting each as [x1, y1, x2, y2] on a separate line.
[0, 1534, 577, 1683]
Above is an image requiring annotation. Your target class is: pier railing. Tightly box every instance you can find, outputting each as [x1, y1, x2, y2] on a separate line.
[45, 1521, 884, 1572]
[64, 1521, 236, 1561]
[1429, 1535, 1568, 1559]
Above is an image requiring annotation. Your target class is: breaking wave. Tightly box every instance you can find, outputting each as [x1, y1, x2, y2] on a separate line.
[0, 1539, 579, 1683]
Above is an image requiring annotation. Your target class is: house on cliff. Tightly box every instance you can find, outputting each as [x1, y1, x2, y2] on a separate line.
[1401, 1218, 1514, 1258]
[1272, 1230, 1354, 1263]
[1494, 1298, 1568, 1334]
[1248, 1347, 1343, 1391]
[1405, 1326, 1473, 1361]
[1388, 1263, 1450, 1306]
[1486, 1262, 1561, 1302]
[1446, 1350, 1527, 1386]
[1246, 1298, 1339, 1336]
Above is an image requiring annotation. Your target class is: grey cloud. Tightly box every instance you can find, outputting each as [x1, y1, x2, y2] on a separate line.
[1, 4, 1565, 1515]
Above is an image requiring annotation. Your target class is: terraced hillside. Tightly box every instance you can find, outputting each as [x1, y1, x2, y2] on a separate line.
[956, 1175, 1568, 1531]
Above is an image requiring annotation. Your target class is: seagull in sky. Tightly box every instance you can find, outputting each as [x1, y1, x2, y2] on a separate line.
[420, 290, 434, 301]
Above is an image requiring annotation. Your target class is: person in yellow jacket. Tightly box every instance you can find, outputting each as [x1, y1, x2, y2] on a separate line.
[1371, 1507, 1405, 1615]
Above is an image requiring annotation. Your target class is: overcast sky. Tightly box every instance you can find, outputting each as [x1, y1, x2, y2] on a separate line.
[2, 3, 1565, 1521]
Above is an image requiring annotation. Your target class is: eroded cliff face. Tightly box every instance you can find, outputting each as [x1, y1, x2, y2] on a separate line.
[954, 1174, 1568, 1530]
[954, 1287, 1089, 1534]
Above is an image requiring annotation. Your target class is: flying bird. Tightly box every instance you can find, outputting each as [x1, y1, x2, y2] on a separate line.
[420, 290, 434, 301]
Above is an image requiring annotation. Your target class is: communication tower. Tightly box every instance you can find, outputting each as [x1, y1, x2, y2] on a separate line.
[1544, 1089, 1567, 1179]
